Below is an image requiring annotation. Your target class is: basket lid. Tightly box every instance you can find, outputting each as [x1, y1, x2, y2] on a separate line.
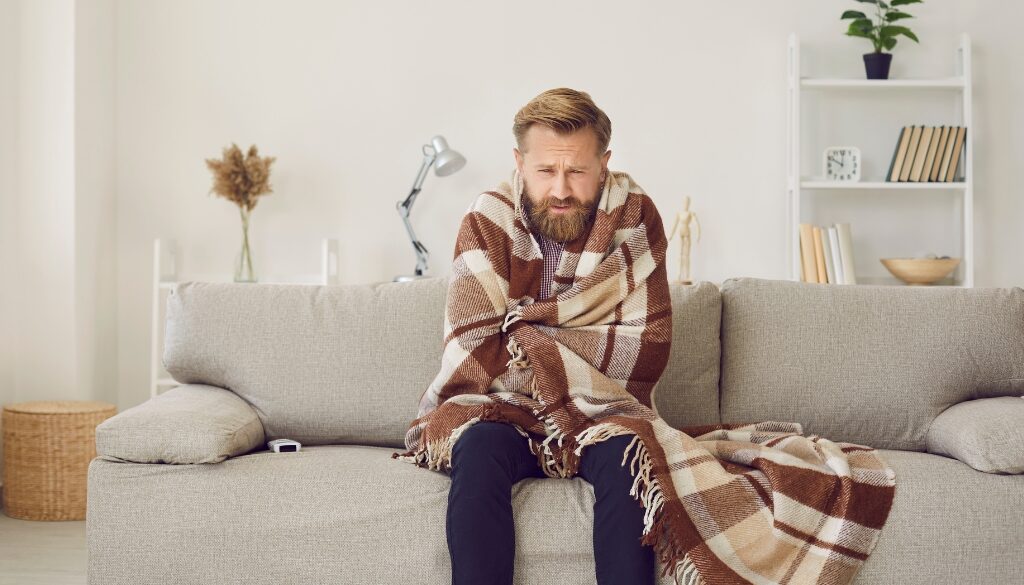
[3, 400, 117, 415]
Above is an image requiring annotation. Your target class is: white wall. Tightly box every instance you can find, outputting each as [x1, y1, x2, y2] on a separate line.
[0, 0, 20, 476]
[0, 0, 82, 486]
[114, 0, 1023, 408]
[0, 0, 116, 421]
[74, 0, 118, 407]
[13, 0, 78, 403]
[2, 1, 1021, 415]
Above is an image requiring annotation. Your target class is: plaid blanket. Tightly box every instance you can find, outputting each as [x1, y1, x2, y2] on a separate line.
[393, 169, 896, 584]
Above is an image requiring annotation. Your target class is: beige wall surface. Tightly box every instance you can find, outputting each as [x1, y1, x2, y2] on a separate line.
[0, 1, 1021, 423]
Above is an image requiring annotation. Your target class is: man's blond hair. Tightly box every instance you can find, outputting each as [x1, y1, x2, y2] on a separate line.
[513, 88, 611, 155]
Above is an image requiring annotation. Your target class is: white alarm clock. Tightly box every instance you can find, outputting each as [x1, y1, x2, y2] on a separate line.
[823, 146, 861, 182]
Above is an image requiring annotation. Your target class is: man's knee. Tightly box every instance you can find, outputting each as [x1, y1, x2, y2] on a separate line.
[583, 435, 639, 488]
[451, 421, 522, 470]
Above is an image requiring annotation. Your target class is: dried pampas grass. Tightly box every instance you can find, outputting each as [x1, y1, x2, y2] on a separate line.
[205, 143, 276, 212]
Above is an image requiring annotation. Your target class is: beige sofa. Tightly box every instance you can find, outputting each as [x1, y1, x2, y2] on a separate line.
[87, 277, 1024, 584]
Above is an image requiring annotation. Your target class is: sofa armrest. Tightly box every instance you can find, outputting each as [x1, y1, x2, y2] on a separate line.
[926, 396, 1024, 474]
[96, 383, 265, 464]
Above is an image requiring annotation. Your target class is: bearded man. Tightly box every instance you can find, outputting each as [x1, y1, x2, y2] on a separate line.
[393, 88, 896, 585]
[395, 87, 669, 585]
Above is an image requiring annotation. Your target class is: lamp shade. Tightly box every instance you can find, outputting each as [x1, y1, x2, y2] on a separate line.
[431, 135, 466, 177]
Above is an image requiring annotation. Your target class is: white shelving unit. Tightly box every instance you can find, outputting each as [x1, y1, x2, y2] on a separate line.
[150, 237, 341, 397]
[787, 33, 974, 287]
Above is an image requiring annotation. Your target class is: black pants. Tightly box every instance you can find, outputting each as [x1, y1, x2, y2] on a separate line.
[446, 421, 655, 585]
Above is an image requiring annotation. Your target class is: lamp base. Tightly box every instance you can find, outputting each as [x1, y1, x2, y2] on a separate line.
[394, 274, 428, 282]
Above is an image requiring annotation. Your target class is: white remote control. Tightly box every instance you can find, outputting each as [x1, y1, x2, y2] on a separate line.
[267, 439, 302, 453]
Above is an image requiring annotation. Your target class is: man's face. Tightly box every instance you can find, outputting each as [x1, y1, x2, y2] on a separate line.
[514, 125, 611, 242]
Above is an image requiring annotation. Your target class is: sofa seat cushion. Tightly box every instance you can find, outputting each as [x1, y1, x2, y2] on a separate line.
[853, 450, 1024, 584]
[89, 444, 1024, 584]
[89, 444, 673, 584]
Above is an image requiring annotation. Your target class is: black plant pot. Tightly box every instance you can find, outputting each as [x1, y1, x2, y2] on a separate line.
[863, 52, 893, 80]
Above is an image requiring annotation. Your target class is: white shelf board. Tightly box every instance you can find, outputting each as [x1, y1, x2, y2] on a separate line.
[159, 274, 325, 288]
[800, 180, 967, 190]
[801, 77, 965, 89]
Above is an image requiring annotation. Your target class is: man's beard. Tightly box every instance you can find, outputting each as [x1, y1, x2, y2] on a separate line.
[523, 189, 597, 243]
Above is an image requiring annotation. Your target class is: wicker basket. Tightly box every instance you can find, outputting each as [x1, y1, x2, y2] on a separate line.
[2, 400, 117, 521]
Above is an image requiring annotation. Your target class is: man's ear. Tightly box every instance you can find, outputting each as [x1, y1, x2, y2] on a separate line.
[601, 149, 611, 168]
[513, 147, 524, 173]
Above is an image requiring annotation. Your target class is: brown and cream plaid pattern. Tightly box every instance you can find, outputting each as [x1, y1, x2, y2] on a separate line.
[392, 168, 896, 585]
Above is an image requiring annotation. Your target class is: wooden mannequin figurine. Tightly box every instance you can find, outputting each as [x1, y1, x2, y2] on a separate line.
[667, 196, 701, 285]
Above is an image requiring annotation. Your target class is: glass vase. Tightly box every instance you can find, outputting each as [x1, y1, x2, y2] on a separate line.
[234, 207, 257, 283]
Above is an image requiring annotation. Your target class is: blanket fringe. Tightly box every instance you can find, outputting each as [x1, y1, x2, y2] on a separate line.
[391, 450, 426, 466]
[505, 336, 530, 369]
[501, 306, 523, 332]
[399, 417, 483, 473]
[502, 306, 530, 369]
[677, 554, 705, 585]
[528, 374, 544, 403]
[535, 423, 576, 478]
[574, 422, 703, 585]
[575, 423, 665, 539]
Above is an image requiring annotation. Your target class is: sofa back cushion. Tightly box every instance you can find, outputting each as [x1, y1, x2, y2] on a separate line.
[718, 277, 1024, 451]
[164, 278, 447, 448]
[655, 281, 721, 430]
[163, 278, 721, 448]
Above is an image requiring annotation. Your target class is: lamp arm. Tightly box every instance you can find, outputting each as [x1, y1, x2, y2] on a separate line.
[400, 148, 437, 210]
[396, 196, 430, 275]
[396, 149, 437, 276]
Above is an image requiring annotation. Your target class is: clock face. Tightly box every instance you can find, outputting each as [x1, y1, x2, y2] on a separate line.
[824, 147, 860, 181]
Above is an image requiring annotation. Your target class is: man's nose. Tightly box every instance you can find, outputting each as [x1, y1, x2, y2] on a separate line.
[551, 173, 572, 200]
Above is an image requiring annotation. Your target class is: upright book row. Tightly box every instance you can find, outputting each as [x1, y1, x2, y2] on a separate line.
[798, 223, 857, 285]
[886, 125, 967, 183]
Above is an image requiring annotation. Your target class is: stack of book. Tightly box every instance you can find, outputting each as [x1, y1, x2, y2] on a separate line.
[886, 125, 967, 182]
[798, 223, 857, 285]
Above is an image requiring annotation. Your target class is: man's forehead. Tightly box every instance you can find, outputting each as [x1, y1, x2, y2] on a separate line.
[529, 159, 593, 170]
[522, 145, 600, 169]
[521, 125, 602, 166]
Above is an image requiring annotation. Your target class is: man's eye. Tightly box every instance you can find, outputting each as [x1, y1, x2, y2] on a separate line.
[539, 169, 552, 173]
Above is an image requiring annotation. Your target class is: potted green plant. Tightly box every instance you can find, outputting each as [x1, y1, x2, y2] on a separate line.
[841, 0, 922, 80]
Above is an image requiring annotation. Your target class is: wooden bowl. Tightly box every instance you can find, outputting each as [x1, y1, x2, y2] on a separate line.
[880, 257, 961, 285]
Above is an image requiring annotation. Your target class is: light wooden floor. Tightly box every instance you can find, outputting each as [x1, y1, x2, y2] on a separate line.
[0, 504, 87, 585]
